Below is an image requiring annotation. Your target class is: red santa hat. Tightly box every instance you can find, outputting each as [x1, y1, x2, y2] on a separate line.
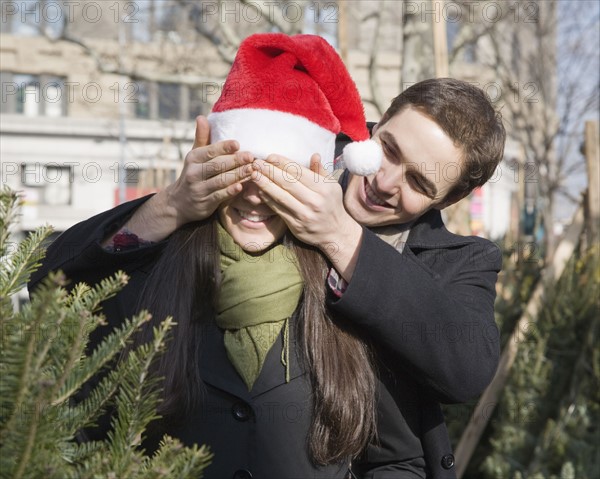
[208, 33, 382, 175]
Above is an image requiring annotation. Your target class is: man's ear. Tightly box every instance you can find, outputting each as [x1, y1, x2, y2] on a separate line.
[434, 190, 469, 210]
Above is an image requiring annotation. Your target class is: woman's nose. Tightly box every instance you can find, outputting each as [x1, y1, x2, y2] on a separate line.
[241, 181, 263, 205]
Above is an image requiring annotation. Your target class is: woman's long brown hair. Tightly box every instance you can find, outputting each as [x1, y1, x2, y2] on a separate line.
[134, 215, 376, 465]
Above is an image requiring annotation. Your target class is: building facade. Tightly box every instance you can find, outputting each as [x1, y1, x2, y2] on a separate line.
[2, 1, 533, 309]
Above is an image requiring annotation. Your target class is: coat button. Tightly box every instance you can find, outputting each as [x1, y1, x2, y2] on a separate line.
[231, 402, 251, 422]
[441, 454, 455, 469]
[232, 469, 252, 479]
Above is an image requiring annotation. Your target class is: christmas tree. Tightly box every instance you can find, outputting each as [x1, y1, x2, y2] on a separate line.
[0, 188, 213, 479]
[448, 242, 600, 478]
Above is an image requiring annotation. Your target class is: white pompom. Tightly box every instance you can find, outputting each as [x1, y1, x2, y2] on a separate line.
[342, 140, 383, 176]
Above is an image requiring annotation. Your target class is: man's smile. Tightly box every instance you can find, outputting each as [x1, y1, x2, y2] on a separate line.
[363, 177, 394, 210]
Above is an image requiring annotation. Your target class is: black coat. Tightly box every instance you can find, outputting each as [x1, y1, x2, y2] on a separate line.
[29, 197, 352, 479]
[329, 175, 502, 478]
[30, 194, 502, 479]
[331, 131, 501, 479]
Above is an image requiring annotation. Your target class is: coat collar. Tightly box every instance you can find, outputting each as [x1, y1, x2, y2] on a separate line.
[406, 208, 476, 249]
[198, 316, 305, 401]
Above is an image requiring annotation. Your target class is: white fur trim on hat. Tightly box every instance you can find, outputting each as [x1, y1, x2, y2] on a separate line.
[208, 109, 336, 172]
[342, 140, 383, 176]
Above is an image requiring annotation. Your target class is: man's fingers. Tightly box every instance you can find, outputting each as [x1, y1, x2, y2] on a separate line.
[192, 116, 211, 149]
[187, 141, 244, 167]
[252, 158, 322, 204]
[251, 168, 305, 217]
[202, 163, 253, 189]
[262, 154, 326, 189]
[205, 140, 241, 161]
[309, 154, 327, 177]
[252, 185, 296, 227]
[199, 152, 254, 182]
[205, 182, 244, 207]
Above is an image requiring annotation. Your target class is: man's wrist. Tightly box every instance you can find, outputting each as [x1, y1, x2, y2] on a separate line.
[123, 190, 179, 242]
[163, 185, 187, 229]
[319, 217, 363, 282]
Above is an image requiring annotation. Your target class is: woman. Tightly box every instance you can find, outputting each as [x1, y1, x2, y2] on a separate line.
[133, 176, 376, 477]
[30, 34, 393, 478]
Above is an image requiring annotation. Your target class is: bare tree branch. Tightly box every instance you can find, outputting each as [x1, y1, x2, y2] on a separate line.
[239, 0, 307, 34]
[367, 2, 386, 116]
[218, 0, 242, 46]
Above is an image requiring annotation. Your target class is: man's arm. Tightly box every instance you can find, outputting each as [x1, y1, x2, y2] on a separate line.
[250, 155, 364, 280]
[29, 195, 165, 294]
[329, 229, 501, 403]
[251, 156, 501, 402]
[102, 116, 253, 246]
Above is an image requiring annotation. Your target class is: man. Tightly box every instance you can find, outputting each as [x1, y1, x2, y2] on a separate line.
[249, 78, 506, 478]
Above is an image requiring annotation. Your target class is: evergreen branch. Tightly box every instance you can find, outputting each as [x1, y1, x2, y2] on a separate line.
[54, 310, 150, 406]
[38, 274, 121, 401]
[30, 274, 71, 378]
[50, 313, 87, 402]
[0, 299, 39, 445]
[0, 187, 20, 257]
[106, 318, 175, 477]
[63, 439, 104, 468]
[68, 271, 129, 316]
[1, 274, 70, 475]
[12, 405, 40, 479]
[0, 225, 53, 300]
[66, 365, 124, 435]
[145, 435, 213, 479]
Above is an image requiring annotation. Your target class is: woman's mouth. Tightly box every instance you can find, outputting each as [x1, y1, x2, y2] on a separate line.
[236, 209, 273, 224]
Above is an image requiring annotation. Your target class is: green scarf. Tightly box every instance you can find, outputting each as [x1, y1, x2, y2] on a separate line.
[216, 223, 303, 390]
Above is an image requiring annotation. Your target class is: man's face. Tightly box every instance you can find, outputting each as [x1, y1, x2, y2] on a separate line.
[344, 107, 464, 227]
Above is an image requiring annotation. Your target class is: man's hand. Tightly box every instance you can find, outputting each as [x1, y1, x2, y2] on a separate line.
[103, 116, 253, 244]
[251, 154, 363, 281]
[164, 116, 254, 228]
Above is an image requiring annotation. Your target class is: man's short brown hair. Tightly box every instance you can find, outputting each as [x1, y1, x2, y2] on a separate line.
[378, 78, 506, 202]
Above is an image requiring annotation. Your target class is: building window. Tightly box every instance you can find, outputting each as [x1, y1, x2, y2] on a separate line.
[158, 82, 181, 120]
[124, 165, 140, 184]
[1, 73, 66, 116]
[189, 86, 208, 120]
[134, 81, 206, 121]
[41, 76, 65, 117]
[20, 163, 72, 206]
[134, 81, 152, 119]
[15, 74, 41, 116]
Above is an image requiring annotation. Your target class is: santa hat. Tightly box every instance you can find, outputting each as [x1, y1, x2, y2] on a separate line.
[208, 33, 382, 175]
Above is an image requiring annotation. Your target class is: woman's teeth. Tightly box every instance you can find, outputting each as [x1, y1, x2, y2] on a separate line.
[238, 210, 271, 222]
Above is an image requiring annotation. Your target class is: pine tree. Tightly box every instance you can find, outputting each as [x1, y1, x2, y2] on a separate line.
[460, 244, 600, 479]
[0, 188, 213, 479]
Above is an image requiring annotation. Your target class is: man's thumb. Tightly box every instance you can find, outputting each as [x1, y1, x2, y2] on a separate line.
[310, 154, 327, 177]
[193, 115, 211, 149]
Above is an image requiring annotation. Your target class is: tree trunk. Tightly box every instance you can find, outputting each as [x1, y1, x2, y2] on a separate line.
[401, 6, 434, 84]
